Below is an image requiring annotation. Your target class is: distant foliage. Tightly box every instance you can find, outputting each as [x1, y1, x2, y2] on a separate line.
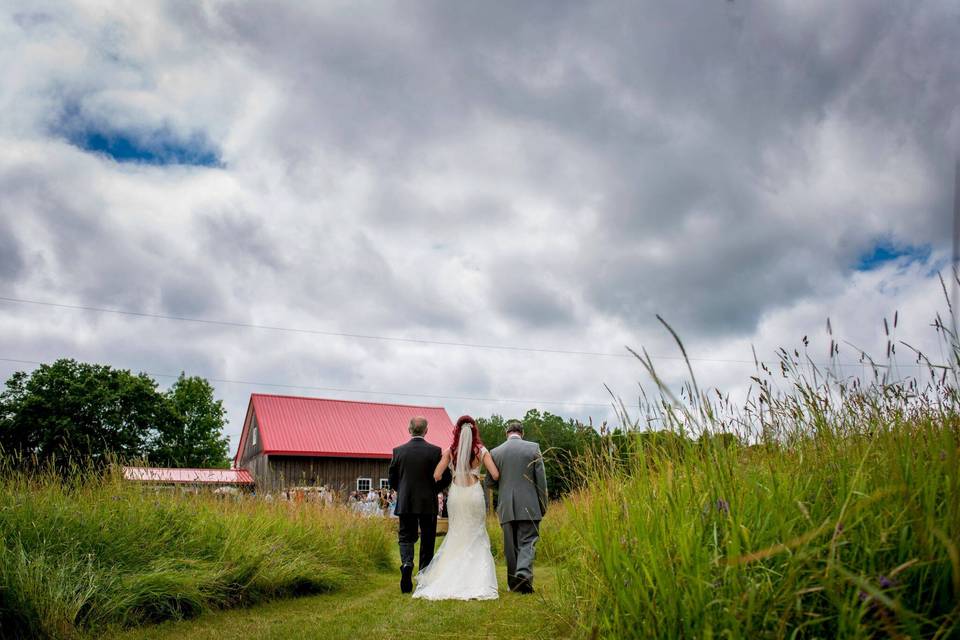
[0, 360, 229, 469]
[154, 374, 230, 468]
[478, 409, 600, 499]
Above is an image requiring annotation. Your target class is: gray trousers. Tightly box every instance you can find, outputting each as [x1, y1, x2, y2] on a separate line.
[502, 520, 540, 587]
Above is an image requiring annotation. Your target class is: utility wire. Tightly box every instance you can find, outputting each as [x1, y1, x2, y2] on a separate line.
[0, 294, 924, 368]
[0, 357, 616, 409]
[0, 295, 636, 359]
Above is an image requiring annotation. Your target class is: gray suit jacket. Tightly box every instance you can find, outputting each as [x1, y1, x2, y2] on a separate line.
[486, 437, 548, 523]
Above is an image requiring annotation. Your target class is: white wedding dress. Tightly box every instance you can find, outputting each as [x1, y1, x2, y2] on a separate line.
[413, 443, 499, 600]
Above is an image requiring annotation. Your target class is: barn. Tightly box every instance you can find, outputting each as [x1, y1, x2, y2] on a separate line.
[234, 393, 455, 494]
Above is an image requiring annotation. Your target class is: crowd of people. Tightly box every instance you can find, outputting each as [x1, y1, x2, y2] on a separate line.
[252, 485, 454, 519]
[257, 485, 336, 505]
[348, 487, 397, 517]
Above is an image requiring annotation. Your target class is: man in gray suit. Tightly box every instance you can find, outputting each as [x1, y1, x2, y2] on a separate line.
[485, 419, 548, 593]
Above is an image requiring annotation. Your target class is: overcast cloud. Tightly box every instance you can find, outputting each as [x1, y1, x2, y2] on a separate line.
[1, 1, 958, 453]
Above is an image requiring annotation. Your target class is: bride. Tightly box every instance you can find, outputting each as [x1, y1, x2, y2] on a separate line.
[412, 415, 500, 600]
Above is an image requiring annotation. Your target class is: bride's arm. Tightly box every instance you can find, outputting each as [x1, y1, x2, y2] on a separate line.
[433, 450, 451, 482]
[482, 449, 500, 481]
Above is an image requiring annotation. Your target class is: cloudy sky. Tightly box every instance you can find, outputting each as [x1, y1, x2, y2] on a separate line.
[2, 1, 958, 454]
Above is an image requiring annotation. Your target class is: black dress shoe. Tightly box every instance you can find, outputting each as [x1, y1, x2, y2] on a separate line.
[400, 564, 413, 593]
[515, 578, 534, 594]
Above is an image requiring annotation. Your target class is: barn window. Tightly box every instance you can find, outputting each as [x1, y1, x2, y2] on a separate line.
[357, 478, 372, 492]
[379, 479, 390, 489]
[251, 425, 257, 447]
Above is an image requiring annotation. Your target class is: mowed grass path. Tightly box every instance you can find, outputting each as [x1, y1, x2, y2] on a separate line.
[103, 563, 570, 640]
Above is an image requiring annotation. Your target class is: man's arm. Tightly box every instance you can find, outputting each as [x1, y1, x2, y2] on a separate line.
[483, 449, 500, 490]
[434, 448, 453, 492]
[435, 467, 452, 492]
[388, 448, 400, 490]
[533, 445, 548, 515]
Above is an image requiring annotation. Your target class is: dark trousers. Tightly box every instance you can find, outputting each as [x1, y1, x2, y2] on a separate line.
[397, 513, 438, 570]
[502, 520, 540, 588]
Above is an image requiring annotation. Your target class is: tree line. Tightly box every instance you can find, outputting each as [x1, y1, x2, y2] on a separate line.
[0, 358, 739, 495]
[477, 410, 601, 499]
[0, 359, 230, 470]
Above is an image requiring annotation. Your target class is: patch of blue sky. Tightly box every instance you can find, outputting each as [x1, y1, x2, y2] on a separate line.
[65, 127, 222, 167]
[856, 241, 932, 272]
[54, 102, 222, 167]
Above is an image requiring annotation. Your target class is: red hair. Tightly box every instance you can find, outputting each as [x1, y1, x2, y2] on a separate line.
[450, 415, 483, 467]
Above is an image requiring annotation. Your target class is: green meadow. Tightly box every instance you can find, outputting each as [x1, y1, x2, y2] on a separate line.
[0, 467, 393, 638]
[535, 312, 960, 638]
[3, 312, 960, 638]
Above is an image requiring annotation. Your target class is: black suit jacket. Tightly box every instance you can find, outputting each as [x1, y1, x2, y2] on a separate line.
[389, 437, 452, 515]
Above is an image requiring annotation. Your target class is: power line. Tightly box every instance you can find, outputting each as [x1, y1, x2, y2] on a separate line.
[0, 295, 636, 359]
[0, 357, 616, 409]
[0, 294, 921, 368]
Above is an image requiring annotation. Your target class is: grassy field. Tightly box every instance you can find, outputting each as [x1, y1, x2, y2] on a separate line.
[102, 562, 567, 640]
[541, 420, 959, 638]
[6, 312, 960, 638]
[533, 314, 960, 638]
[0, 468, 393, 639]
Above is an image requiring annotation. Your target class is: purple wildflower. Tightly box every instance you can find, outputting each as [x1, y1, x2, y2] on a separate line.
[717, 498, 730, 514]
[879, 575, 893, 589]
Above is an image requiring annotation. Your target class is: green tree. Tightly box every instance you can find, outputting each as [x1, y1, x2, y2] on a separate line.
[477, 410, 600, 499]
[477, 414, 508, 451]
[0, 361, 231, 471]
[0, 359, 175, 468]
[153, 373, 230, 468]
[519, 409, 600, 498]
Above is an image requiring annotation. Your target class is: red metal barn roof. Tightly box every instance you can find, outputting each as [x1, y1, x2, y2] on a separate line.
[234, 394, 455, 463]
[123, 466, 254, 485]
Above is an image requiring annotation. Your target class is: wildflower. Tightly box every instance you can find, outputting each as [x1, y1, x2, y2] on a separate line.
[879, 575, 893, 589]
[716, 498, 729, 514]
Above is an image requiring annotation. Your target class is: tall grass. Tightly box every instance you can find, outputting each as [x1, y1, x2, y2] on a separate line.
[0, 465, 392, 638]
[544, 305, 960, 638]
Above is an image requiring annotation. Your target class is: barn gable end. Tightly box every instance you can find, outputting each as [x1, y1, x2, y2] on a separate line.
[233, 394, 454, 494]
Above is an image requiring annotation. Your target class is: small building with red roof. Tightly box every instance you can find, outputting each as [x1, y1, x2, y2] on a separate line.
[122, 466, 254, 486]
[234, 393, 455, 493]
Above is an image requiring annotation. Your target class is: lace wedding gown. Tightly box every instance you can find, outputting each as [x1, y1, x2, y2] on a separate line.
[412, 447, 499, 600]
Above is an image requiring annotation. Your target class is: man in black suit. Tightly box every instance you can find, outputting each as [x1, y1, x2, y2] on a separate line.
[388, 416, 451, 593]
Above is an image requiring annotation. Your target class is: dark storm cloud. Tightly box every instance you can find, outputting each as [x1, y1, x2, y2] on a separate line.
[200, 211, 285, 274]
[159, 273, 224, 317]
[183, 1, 959, 337]
[495, 279, 576, 328]
[0, 156, 230, 318]
[588, 233, 822, 336]
[487, 258, 578, 328]
[0, 223, 25, 282]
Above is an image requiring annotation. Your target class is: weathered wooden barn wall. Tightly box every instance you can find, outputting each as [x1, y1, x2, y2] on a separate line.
[263, 455, 391, 492]
[242, 453, 392, 493]
[238, 411, 262, 465]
